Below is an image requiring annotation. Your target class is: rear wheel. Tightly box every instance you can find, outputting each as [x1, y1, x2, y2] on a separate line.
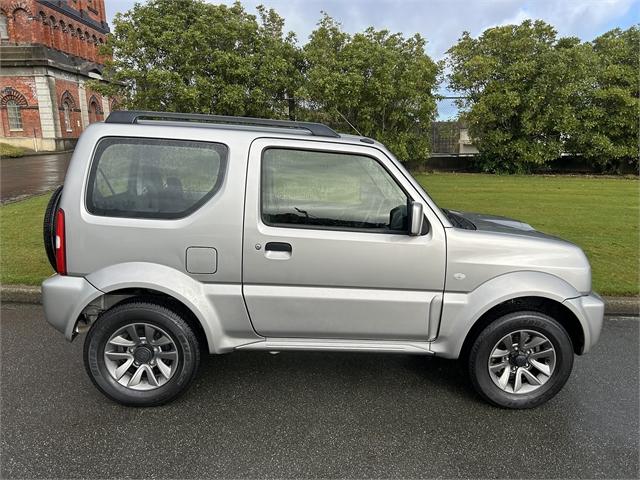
[468, 311, 574, 409]
[84, 301, 201, 406]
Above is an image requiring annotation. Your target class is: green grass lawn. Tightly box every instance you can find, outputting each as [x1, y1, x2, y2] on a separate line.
[1, 173, 638, 295]
[415, 173, 639, 296]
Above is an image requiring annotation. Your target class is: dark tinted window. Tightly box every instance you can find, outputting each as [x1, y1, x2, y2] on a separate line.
[87, 137, 227, 218]
[262, 148, 409, 232]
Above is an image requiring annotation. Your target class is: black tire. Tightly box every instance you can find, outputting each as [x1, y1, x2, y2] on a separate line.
[468, 311, 574, 409]
[84, 301, 201, 407]
[43, 185, 63, 271]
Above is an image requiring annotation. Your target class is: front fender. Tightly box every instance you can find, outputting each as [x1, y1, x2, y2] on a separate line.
[86, 262, 261, 353]
[430, 271, 583, 359]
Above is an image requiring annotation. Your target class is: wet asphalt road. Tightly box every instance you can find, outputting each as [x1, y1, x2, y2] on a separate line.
[0, 152, 72, 203]
[1, 303, 638, 479]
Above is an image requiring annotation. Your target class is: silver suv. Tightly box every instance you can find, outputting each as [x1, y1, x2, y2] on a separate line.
[42, 111, 604, 408]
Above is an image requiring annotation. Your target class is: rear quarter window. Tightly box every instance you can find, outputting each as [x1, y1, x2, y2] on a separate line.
[86, 137, 228, 219]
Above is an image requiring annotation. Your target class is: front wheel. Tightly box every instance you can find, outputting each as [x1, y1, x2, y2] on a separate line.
[84, 301, 201, 406]
[468, 311, 574, 409]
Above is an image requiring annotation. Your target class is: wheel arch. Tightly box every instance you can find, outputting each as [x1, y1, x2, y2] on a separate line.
[458, 296, 584, 361]
[432, 271, 588, 359]
[81, 262, 261, 353]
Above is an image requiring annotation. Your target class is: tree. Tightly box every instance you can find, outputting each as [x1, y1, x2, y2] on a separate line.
[448, 21, 639, 173]
[93, 0, 301, 118]
[299, 14, 439, 164]
[448, 20, 579, 172]
[566, 27, 639, 171]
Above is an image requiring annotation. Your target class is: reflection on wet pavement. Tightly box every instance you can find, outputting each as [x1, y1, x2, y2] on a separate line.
[1, 152, 73, 203]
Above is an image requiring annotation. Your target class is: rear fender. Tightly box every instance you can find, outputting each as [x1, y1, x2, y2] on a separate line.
[85, 262, 262, 353]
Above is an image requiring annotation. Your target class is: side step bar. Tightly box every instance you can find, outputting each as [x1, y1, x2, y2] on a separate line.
[235, 338, 434, 355]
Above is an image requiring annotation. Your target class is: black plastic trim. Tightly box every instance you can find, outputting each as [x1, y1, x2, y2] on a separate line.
[265, 242, 292, 252]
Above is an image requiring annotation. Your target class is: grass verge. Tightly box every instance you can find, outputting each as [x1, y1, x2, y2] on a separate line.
[0, 142, 27, 158]
[416, 173, 639, 296]
[1, 174, 638, 295]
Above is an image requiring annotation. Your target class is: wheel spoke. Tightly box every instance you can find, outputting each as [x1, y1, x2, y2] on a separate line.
[521, 368, 542, 385]
[529, 359, 551, 376]
[513, 368, 524, 392]
[498, 365, 511, 389]
[524, 336, 547, 350]
[127, 325, 141, 344]
[128, 365, 145, 386]
[105, 351, 132, 360]
[157, 350, 178, 361]
[154, 335, 173, 346]
[529, 348, 554, 360]
[490, 348, 509, 358]
[145, 366, 159, 387]
[115, 358, 134, 380]
[145, 324, 156, 344]
[489, 361, 509, 372]
[109, 335, 135, 347]
[156, 359, 172, 379]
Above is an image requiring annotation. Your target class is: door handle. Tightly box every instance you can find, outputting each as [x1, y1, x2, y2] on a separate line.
[265, 242, 292, 253]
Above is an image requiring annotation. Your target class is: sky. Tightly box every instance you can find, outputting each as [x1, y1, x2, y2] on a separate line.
[104, 0, 640, 119]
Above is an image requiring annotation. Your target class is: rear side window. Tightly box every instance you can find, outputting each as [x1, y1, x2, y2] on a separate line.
[87, 137, 227, 218]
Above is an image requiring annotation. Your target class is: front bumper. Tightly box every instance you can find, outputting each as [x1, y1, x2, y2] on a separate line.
[563, 292, 605, 354]
[42, 275, 102, 340]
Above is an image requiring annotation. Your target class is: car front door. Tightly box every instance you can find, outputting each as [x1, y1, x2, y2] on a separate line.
[242, 138, 446, 340]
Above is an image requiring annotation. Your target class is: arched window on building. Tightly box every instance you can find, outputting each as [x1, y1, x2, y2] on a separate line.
[0, 13, 8, 40]
[88, 97, 103, 123]
[6, 100, 23, 130]
[2, 88, 28, 133]
[63, 102, 71, 131]
[60, 91, 77, 134]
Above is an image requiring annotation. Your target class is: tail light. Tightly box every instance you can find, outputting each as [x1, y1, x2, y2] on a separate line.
[55, 209, 67, 275]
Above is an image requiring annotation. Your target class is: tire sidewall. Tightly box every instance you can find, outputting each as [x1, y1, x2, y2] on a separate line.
[84, 302, 199, 406]
[470, 311, 574, 409]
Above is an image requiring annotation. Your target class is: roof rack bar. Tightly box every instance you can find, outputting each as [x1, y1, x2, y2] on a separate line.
[105, 110, 341, 138]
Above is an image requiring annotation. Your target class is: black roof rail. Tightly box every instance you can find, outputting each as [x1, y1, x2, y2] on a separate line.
[105, 110, 340, 138]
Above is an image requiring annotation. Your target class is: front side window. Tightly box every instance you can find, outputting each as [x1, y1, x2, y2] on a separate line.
[262, 148, 409, 232]
[87, 137, 227, 218]
[6, 100, 22, 130]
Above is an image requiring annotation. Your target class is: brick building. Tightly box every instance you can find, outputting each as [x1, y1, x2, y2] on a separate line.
[0, 0, 113, 151]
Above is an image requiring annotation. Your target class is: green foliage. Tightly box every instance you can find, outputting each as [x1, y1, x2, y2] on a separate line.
[93, 0, 301, 118]
[567, 27, 640, 172]
[299, 14, 439, 164]
[447, 21, 639, 173]
[0, 142, 26, 158]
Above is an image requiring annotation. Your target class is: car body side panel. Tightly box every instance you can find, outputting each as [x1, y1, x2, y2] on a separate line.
[242, 137, 447, 340]
[58, 123, 249, 285]
[444, 228, 592, 295]
[85, 262, 262, 353]
[430, 270, 586, 359]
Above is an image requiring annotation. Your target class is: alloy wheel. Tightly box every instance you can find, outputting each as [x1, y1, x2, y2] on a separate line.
[103, 323, 179, 391]
[487, 329, 556, 394]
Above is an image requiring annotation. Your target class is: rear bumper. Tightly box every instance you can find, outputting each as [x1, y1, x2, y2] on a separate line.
[42, 275, 102, 340]
[563, 292, 605, 354]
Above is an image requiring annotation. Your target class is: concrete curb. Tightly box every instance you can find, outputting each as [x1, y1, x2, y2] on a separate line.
[1, 284, 638, 316]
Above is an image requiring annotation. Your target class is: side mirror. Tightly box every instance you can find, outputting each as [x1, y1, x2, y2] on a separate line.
[409, 201, 424, 236]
